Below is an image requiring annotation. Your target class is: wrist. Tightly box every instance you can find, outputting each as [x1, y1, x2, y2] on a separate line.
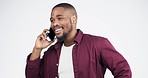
[33, 46, 43, 52]
[30, 47, 42, 60]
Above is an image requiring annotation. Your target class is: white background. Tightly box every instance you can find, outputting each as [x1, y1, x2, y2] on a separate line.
[0, 0, 148, 78]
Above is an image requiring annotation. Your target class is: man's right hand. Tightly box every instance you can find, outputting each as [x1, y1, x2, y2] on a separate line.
[35, 29, 55, 49]
[30, 29, 55, 60]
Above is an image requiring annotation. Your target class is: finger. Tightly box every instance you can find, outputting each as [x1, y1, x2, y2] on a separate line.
[42, 29, 49, 38]
[53, 37, 57, 41]
[38, 34, 46, 41]
[46, 37, 56, 44]
[43, 29, 49, 34]
[47, 39, 55, 45]
[41, 34, 46, 40]
[43, 29, 48, 32]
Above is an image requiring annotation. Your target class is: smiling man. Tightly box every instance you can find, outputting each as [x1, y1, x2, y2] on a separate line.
[50, 5, 77, 44]
[25, 3, 132, 78]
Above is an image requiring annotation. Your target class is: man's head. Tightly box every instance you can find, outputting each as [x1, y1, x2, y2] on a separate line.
[50, 3, 77, 42]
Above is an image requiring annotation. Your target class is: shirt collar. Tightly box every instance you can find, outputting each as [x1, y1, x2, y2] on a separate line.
[74, 29, 83, 45]
[54, 29, 83, 49]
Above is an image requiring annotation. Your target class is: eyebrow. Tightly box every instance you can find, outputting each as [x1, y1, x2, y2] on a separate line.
[50, 14, 63, 20]
[56, 14, 63, 17]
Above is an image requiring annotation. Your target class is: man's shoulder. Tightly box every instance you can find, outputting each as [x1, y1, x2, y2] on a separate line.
[76, 29, 108, 43]
[83, 33, 107, 41]
[81, 33, 110, 49]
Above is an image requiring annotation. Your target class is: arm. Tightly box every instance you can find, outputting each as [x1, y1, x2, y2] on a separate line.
[25, 29, 55, 78]
[100, 38, 132, 78]
[25, 54, 42, 78]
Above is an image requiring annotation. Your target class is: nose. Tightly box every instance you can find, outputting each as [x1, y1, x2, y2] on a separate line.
[52, 20, 60, 27]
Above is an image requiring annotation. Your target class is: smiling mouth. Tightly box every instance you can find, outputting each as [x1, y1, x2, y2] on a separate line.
[53, 27, 63, 34]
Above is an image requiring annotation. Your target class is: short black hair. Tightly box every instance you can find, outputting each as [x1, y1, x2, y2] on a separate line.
[52, 3, 76, 11]
[52, 3, 77, 17]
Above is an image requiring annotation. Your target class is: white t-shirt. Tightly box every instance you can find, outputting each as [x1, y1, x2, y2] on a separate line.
[58, 44, 75, 78]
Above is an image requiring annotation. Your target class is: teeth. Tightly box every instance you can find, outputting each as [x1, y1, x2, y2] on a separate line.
[55, 28, 62, 32]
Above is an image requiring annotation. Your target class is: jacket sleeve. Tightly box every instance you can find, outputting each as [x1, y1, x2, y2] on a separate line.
[25, 54, 44, 78]
[100, 38, 132, 78]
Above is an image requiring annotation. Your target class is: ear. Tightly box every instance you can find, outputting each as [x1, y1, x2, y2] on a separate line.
[71, 15, 76, 24]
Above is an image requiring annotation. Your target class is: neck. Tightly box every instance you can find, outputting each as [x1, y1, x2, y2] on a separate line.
[64, 29, 77, 47]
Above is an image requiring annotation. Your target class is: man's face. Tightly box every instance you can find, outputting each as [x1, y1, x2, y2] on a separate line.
[50, 7, 73, 41]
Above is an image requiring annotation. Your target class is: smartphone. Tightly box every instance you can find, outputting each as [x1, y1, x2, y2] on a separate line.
[46, 28, 55, 41]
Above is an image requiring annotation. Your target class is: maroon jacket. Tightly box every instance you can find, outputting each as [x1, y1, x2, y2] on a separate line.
[26, 29, 132, 78]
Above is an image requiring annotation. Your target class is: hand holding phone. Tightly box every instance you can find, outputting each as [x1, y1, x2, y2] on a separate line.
[31, 28, 55, 60]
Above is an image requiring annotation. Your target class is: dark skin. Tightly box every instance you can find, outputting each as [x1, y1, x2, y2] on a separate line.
[30, 7, 77, 60]
[50, 7, 77, 46]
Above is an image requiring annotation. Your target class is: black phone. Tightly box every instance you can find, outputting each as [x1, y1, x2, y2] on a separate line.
[46, 28, 55, 41]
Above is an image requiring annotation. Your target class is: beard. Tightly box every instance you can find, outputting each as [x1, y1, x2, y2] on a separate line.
[57, 32, 67, 42]
[57, 24, 72, 43]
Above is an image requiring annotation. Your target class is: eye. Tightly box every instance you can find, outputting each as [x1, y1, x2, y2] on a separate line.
[57, 17, 63, 20]
[50, 18, 54, 23]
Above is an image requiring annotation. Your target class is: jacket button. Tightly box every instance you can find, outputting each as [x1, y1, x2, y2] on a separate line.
[56, 64, 58, 66]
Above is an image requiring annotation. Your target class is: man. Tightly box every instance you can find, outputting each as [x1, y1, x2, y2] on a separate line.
[26, 3, 132, 78]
